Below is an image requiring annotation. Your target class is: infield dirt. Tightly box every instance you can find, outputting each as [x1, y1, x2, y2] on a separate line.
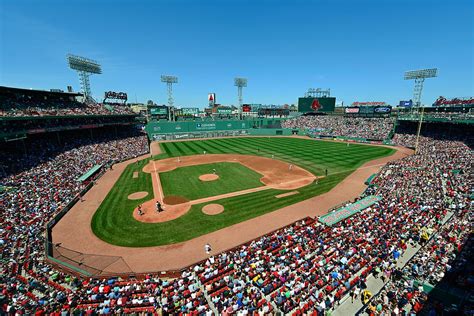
[202, 204, 225, 215]
[133, 154, 317, 223]
[199, 174, 219, 181]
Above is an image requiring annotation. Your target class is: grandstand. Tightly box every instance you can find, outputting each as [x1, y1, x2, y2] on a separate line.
[0, 86, 138, 143]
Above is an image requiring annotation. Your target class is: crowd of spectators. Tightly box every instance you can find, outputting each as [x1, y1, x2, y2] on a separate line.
[364, 209, 471, 315]
[360, 133, 473, 315]
[193, 132, 470, 315]
[0, 131, 149, 314]
[0, 116, 139, 137]
[281, 116, 395, 140]
[0, 96, 135, 117]
[0, 127, 471, 314]
[398, 112, 474, 121]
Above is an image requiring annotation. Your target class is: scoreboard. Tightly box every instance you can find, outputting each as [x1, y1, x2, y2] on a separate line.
[150, 107, 168, 115]
[149, 106, 169, 119]
[298, 97, 336, 113]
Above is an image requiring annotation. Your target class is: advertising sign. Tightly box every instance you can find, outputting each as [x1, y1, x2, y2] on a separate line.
[150, 107, 168, 115]
[181, 108, 199, 115]
[242, 104, 251, 112]
[352, 101, 386, 106]
[399, 100, 413, 107]
[217, 107, 232, 114]
[208, 93, 216, 107]
[105, 91, 128, 100]
[374, 106, 392, 113]
[319, 195, 382, 226]
[344, 107, 360, 114]
[196, 123, 217, 130]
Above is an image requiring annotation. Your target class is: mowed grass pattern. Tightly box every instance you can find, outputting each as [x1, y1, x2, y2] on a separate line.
[91, 137, 394, 246]
[160, 162, 264, 200]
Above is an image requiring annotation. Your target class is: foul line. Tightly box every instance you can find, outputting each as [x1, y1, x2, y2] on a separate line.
[152, 160, 164, 201]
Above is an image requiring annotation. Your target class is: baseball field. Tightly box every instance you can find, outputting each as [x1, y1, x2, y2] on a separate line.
[91, 137, 394, 247]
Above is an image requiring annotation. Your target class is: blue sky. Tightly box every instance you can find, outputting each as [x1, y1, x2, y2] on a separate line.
[1, 0, 473, 108]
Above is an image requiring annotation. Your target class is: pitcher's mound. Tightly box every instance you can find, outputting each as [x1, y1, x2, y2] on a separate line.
[163, 195, 189, 205]
[133, 201, 191, 223]
[202, 204, 224, 215]
[199, 174, 219, 181]
[128, 191, 148, 200]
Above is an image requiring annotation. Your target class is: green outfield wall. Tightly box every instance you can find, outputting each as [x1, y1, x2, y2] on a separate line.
[146, 120, 251, 134]
[247, 128, 300, 136]
[145, 119, 300, 140]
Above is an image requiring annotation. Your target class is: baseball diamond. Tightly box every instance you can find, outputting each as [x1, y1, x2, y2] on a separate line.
[55, 137, 397, 251]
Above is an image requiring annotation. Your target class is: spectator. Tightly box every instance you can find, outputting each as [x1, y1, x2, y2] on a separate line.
[282, 116, 395, 140]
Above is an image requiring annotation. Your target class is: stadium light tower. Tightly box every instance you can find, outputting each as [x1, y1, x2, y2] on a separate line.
[67, 54, 102, 102]
[404, 68, 437, 155]
[234, 77, 247, 118]
[404, 68, 438, 109]
[161, 75, 178, 120]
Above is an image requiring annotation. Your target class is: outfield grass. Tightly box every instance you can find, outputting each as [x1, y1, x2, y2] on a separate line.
[160, 162, 264, 200]
[91, 137, 395, 247]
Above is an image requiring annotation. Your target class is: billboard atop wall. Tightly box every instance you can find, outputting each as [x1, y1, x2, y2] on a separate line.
[352, 101, 386, 106]
[374, 106, 392, 114]
[399, 100, 413, 107]
[149, 107, 168, 115]
[217, 107, 232, 114]
[344, 107, 360, 114]
[181, 108, 199, 115]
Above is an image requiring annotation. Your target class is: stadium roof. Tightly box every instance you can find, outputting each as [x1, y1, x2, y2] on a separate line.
[0, 85, 83, 97]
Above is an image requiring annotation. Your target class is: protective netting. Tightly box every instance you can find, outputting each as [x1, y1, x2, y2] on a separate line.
[50, 242, 133, 277]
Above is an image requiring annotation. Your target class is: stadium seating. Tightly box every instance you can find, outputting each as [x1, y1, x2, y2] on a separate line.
[0, 123, 472, 314]
[0, 86, 135, 117]
[281, 116, 395, 140]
